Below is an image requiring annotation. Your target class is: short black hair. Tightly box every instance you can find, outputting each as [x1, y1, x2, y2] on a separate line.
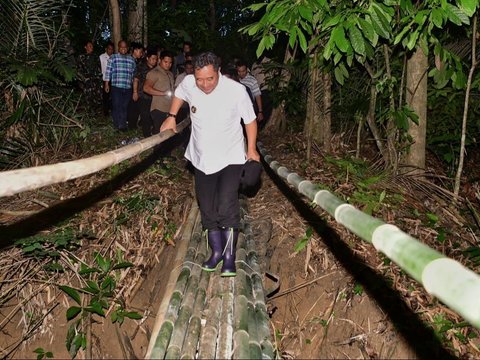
[194, 51, 220, 71]
[235, 59, 248, 69]
[183, 41, 192, 47]
[146, 46, 158, 58]
[105, 41, 114, 48]
[131, 42, 144, 51]
[84, 40, 93, 47]
[160, 50, 174, 60]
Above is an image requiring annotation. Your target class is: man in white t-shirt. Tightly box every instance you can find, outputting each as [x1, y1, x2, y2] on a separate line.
[99, 41, 114, 116]
[161, 51, 260, 277]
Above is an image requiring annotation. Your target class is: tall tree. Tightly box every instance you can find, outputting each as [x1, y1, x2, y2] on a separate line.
[109, 0, 121, 50]
[405, 48, 428, 172]
[128, 0, 146, 44]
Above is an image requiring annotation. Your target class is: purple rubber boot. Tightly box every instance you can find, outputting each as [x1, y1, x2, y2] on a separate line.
[220, 228, 239, 277]
[202, 230, 223, 271]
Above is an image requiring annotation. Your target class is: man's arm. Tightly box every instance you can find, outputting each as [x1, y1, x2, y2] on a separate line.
[244, 120, 260, 161]
[143, 78, 171, 97]
[160, 96, 185, 133]
[132, 77, 139, 101]
[255, 95, 264, 122]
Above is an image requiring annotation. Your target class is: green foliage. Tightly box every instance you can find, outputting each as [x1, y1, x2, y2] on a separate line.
[294, 227, 313, 253]
[0, 0, 84, 170]
[15, 228, 80, 261]
[59, 251, 140, 358]
[33, 348, 54, 360]
[432, 314, 472, 344]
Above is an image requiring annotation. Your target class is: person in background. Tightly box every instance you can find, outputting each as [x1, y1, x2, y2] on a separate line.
[174, 41, 192, 76]
[127, 42, 145, 129]
[144, 50, 174, 157]
[160, 51, 260, 277]
[134, 47, 158, 137]
[99, 41, 114, 116]
[174, 60, 194, 88]
[236, 59, 264, 123]
[77, 40, 102, 108]
[104, 40, 136, 131]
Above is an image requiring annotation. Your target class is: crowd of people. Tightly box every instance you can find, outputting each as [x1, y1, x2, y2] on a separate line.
[75, 39, 269, 137]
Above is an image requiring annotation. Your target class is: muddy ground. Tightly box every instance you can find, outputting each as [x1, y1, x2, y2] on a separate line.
[1, 127, 480, 359]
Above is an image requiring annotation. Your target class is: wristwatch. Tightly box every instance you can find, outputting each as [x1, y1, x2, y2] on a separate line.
[167, 113, 177, 118]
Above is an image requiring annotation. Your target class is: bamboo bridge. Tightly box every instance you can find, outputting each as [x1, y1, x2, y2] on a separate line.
[2, 118, 480, 359]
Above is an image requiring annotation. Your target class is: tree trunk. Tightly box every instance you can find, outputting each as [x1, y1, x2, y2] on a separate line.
[109, 0, 121, 51]
[322, 72, 332, 152]
[264, 45, 294, 133]
[454, 14, 477, 200]
[128, 0, 144, 43]
[405, 47, 428, 173]
[209, 0, 216, 32]
[305, 52, 321, 160]
[366, 84, 386, 161]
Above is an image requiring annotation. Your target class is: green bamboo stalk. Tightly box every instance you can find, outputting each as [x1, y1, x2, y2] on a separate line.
[233, 330, 250, 359]
[258, 142, 480, 329]
[180, 316, 201, 359]
[234, 295, 249, 332]
[261, 340, 275, 360]
[247, 301, 258, 341]
[164, 291, 182, 323]
[234, 268, 252, 299]
[254, 302, 271, 343]
[249, 341, 263, 359]
[216, 279, 234, 359]
[198, 297, 221, 359]
[150, 321, 174, 359]
[168, 305, 192, 352]
[174, 267, 191, 295]
[165, 345, 180, 360]
[0, 118, 191, 198]
[251, 273, 265, 304]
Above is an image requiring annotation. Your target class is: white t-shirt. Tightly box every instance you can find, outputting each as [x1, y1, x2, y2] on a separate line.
[99, 52, 110, 81]
[175, 74, 256, 175]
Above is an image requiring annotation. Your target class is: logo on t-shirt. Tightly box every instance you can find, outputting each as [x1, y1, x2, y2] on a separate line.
[191, 105, 197, 113]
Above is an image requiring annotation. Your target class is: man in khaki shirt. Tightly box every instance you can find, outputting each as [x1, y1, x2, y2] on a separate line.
[143, 50, 174, 135]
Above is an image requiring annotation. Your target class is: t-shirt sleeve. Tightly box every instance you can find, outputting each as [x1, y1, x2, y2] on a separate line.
[238, 87, 257, 124]
[174, 74, 191, 102]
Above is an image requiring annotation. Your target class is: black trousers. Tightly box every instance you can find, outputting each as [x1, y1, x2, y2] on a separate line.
[194, 165, 243, 231]
[139, 97, 153, 137]
[127, 99, 140, 129]
[102, 88, 111, 116]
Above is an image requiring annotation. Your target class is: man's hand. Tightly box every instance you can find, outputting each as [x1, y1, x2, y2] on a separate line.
[104, 82, 110, 93]
[257, 112, 264, 122]
[247, 148, 260, 162]
[160, 116, 177, 133]
[132, 92, 139, 101]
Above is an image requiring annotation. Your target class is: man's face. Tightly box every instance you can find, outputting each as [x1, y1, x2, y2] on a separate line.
[118, 41, 128, 55]
[106, 45, 114, 56]
[183, 44, 191, 54]
[237, 65, 247, 79]
[85, 42, 94, 54]
[159, 56, 173, 71]
[133, 48, 144, 59]
[147, 55, 158, 68]
[185, 63, 194, 75]
[195, 65, 219, 94]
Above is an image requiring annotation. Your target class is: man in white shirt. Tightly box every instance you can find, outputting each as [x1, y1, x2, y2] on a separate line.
[99, 41, 114, 116]
[161, 52, 260, 277]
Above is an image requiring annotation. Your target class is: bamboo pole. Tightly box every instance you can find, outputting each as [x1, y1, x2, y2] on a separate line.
[0, 118, 191, 198]
[258, 142, 480, 329]
[146, 202, 199, 359]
